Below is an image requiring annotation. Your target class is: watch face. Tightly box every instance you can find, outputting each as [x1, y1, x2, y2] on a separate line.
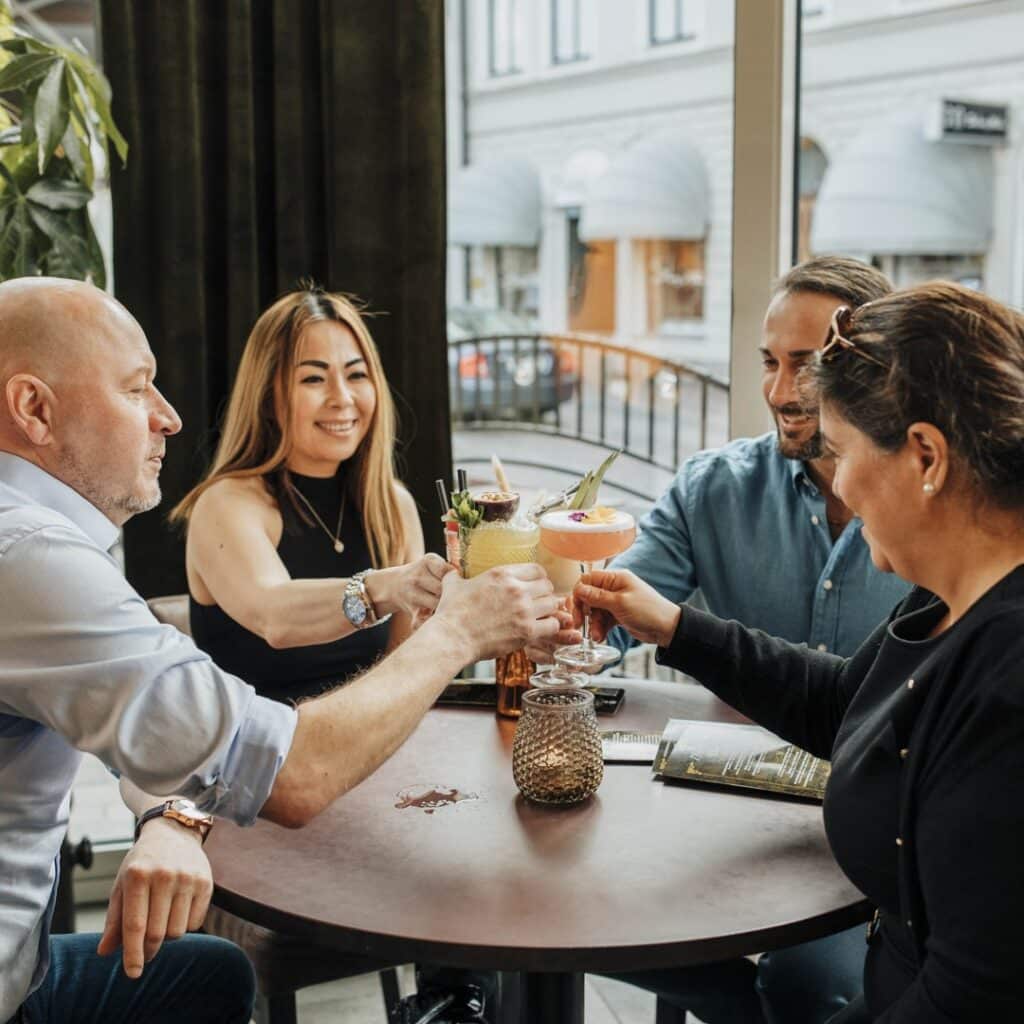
[344, 592, 368, 626]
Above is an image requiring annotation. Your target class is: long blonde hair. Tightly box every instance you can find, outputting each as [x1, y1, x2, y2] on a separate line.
[171, 287, 406, 568]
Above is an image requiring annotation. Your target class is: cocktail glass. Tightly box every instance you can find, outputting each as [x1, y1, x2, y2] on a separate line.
[460, 516, 540, 718]
[538, 508, 636, 670]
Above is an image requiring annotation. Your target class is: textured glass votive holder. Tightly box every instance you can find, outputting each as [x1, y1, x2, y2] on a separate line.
[512, 687, 603, 805]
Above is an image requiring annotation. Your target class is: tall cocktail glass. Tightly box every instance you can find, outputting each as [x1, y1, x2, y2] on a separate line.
[538, 507, 636, 670]
[460, 515, 540, 718]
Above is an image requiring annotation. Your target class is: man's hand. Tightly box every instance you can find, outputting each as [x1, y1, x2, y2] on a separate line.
[525, 600, 581, 663]
[573, 569, 681, 648]
[434, 563, 561, 661]
[96, 818, 213, 979]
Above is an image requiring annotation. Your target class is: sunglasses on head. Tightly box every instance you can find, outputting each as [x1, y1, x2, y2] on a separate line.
[821, 305, 888, 370]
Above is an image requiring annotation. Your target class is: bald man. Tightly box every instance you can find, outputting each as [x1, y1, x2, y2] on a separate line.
[0, 278, 560, 1024]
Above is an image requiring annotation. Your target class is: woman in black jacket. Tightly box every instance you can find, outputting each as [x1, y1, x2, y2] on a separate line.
[576, 281, 1024, 1023]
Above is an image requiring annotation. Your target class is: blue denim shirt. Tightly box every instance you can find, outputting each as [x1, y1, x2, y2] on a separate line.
[610, 433, 912, 658]
[0, 453, 297, 1020]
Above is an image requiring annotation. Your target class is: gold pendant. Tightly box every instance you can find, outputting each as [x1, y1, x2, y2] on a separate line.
[334, 539, 345, 554]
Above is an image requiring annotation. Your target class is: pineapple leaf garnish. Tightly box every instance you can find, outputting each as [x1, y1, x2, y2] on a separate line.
[569, 449, 621, 510]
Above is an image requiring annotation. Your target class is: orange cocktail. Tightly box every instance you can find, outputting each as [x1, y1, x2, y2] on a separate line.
[538, 507, 636, 670]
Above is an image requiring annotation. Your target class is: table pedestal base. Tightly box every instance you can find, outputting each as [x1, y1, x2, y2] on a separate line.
[520, 971, 583, 1024]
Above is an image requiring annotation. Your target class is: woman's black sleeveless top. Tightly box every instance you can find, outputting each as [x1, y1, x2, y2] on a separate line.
[190, 469, 390, 705]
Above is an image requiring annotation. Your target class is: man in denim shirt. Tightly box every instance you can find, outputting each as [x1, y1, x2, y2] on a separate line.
[603, 257, 911, 1024]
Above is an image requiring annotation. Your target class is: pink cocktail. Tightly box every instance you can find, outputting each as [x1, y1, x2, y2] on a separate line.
[538, 507, 636, 670]
[539, 509, 636, 563]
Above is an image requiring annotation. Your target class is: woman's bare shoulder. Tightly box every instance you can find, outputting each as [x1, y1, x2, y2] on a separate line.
[193, 475, 278, 523]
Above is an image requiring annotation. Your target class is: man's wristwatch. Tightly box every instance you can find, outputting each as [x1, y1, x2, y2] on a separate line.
[135, 798, 214, 844]
[343, 569, 384, 629]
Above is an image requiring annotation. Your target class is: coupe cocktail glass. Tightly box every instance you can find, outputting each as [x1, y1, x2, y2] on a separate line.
[538, 507, 636, 670]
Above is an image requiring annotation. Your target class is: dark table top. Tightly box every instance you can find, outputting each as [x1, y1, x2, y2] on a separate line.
[206, 679, 871, 972]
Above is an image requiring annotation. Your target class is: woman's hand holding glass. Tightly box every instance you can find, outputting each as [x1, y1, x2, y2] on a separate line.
[572, 569, 682, 649]
[366, 552, 454, 621]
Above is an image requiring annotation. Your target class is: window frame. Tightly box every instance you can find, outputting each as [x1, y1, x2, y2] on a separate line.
[551, 0, 588, 66]
[648, 0, 694, 47]
[488, 0, 522, 78]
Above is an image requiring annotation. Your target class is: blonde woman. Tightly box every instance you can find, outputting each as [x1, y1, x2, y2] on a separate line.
[171, 286, 449, 704]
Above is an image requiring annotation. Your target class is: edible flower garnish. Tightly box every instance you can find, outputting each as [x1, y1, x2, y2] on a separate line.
[569, 511, 587, 522]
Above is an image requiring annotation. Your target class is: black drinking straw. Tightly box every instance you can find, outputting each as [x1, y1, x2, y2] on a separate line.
[435, 479, 449, 516]
[457, 468, 468, 494]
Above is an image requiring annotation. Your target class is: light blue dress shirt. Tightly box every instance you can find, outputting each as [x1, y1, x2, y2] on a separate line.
[610, 433, 912, 659]
[0, 453, 297, 1020]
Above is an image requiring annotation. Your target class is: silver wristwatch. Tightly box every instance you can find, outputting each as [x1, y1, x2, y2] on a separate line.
[343, 570, 381, 629]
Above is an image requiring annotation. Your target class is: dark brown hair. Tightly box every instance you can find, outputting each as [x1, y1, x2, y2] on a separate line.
[774, 255, 892, 307]
[806, 281, 1024, 510]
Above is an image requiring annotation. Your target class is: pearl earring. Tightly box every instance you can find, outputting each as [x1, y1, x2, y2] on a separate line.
[923, 482, 936, 494]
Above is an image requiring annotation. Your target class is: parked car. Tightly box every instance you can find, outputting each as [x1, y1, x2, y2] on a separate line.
[447, 307, 577, 420]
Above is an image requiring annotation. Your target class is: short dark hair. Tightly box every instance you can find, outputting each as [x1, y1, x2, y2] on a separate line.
[774, 255, 893, 308]
[806, 281, 1024, 510]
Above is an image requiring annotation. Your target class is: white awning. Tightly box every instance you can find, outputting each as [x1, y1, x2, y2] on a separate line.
[579, 133, 709, 241]
[811, 117, 993, 255]
[448, 157, 541, 248]
[555, 149, 610, 208]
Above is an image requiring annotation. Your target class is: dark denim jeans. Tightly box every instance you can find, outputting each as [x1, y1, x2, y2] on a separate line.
[600, 925, 865, 1024]
[11, 932, 254, 1024]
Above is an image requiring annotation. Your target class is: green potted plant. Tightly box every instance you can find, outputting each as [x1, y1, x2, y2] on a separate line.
[0, 1, 126, 283]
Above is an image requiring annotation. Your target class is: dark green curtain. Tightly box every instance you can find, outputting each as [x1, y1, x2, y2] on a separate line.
[99, 0, 450, 598]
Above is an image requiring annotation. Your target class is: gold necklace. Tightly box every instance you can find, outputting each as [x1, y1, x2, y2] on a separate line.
[292, 485, 347, 554]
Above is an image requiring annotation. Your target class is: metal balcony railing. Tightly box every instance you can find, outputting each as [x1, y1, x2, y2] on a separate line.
[449, 332, 730, 485]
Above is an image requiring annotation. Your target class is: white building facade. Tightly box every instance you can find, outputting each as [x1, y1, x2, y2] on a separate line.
[447, 0, 1024, 378]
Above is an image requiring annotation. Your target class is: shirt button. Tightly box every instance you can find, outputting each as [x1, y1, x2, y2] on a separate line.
[896, 837, 904, 847]
[811, 515, 820, 526]
[823, 579, 833, 591]
[899, 748, 909, 760]
[906, 919, 913, 928]
[816, 643, 827, 652]
[907, 678, 915, 690]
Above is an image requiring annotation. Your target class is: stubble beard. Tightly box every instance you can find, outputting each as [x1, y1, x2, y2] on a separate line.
[56, 447, 161, 524]
[774, 413, 824, 462]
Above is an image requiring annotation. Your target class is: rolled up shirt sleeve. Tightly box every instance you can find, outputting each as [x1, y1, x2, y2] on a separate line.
[0, 519, 296, 825]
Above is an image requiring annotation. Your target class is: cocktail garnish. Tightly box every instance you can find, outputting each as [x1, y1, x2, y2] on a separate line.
[569, 511, 587, 522]
[447, 489, 483, 530]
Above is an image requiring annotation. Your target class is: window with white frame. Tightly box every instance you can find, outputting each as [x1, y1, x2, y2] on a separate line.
[649, 0, 693, 46]
[489, 0, 523, 77]
[552, 0, 589, 65]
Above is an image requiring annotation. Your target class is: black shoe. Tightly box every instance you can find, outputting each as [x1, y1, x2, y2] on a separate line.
[389, 984, 486, 1024]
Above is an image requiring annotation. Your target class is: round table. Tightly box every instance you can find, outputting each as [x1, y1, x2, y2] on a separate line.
[206, 680, 870, 1022]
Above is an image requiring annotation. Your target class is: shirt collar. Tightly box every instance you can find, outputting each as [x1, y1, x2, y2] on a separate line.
[786, 454, 819, 496]
[0, 451, 121, 552]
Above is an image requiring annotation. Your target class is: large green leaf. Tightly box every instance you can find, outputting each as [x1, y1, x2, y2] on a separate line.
[66, 62, 127, 165]
[34, 58, 68, 174]
[0, 199, 35, 278]
[58, 119, 85, 181]
[26, 176, 90, 210]
[0, 126, 20, 146]
[0, 52, 55, 93]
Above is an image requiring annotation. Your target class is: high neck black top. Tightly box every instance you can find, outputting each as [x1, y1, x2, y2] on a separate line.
[189, 468, 389, 704]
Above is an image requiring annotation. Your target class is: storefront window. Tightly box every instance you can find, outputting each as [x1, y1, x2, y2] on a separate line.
[567, 211, 615, 333]
[498, 245, 540, 318]
[644, 239, 704, 331]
